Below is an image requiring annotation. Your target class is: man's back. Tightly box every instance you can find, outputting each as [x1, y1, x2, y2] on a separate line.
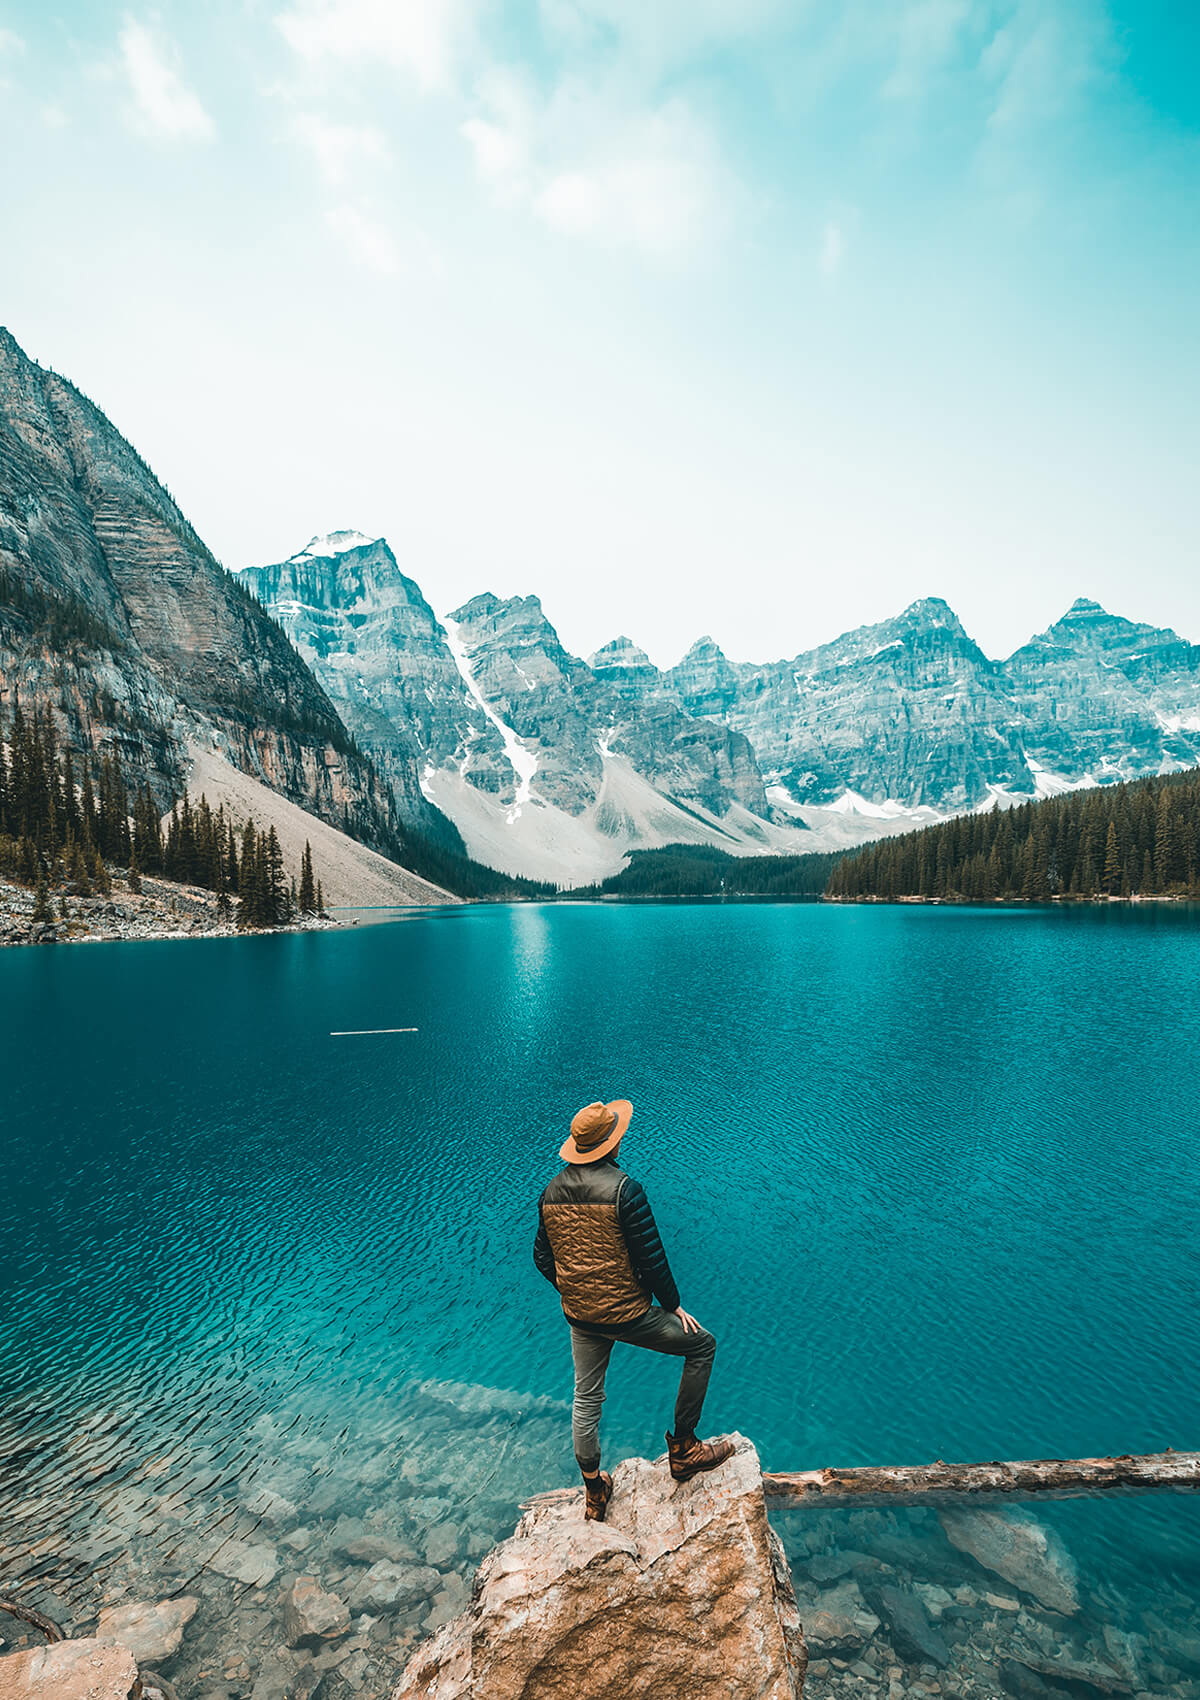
[537, 1155, 679, 1327]
[534, 1097, 733, 1519]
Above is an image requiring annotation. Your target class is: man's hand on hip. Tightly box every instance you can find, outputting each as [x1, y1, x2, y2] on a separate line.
[674, 1307, 701, 1333]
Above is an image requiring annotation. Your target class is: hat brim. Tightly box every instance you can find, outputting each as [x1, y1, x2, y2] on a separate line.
[560, 1098, 633, 1165]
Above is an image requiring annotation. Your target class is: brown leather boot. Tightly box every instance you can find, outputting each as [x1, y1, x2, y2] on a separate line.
[666, 1431, 735, 1482]
[584, 1471, 613, 1521]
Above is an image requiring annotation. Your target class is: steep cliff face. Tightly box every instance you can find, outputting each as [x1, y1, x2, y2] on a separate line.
[239, 534, 474, 848]
[721, 599, 1029, 809]
[0, 328, 398, 850]
[446, 594, 768, 822]
[1005, 597, 1200, 786]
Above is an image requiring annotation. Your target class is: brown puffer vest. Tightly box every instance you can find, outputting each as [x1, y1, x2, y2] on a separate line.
[539, 1160, 650, 1326]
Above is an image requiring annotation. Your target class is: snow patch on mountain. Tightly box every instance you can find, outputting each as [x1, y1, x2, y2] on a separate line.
[1024, 757, 1096, 799]
[823, 789, 939, 822]
[425, 748, 813, 886]
[287, 530, 377, 562]
[443, 616, 539, 823]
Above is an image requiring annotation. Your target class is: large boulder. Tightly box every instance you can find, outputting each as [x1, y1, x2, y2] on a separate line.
[938, 1507, 1079, 1615]
[0, 1636, 139, 1699]
[393, 1433, 806, 1700]
[94, 1596, 198, 1663]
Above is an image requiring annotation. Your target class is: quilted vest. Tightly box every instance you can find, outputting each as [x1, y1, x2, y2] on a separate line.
[539, 1160, 650, 1326]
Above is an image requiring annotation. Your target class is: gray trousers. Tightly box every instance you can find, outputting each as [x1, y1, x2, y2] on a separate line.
[569, 1305, 718, 1473]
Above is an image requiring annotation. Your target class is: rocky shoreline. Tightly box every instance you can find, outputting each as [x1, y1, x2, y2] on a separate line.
[3, 1379, 1200, 1700]
[0, 874, 344, 950]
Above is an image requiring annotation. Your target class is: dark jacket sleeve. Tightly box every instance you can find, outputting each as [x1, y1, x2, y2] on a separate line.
[533, 1200, 558, 1289]
[618, 1178, 681, 1313]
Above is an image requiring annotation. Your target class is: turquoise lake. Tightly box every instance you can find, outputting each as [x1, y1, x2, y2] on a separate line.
[3, 901, 1200, 1693]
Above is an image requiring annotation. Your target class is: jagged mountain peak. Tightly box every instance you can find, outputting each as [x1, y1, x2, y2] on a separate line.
[681, 634, 728, 660]
[449, 590, 545, 622]
[288, 530, 379, 562]
[1026, 597, 1185, 656]
[589, 635, 655, 669]
[894, 595, 969, 634]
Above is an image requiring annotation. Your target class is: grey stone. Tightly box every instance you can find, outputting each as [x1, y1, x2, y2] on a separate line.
[94, 1596, 198, 1663]
[349, 1560, 441, 1614]
[865, 1584, 951, 1669]
[803, 1609, 867, 1658]
[209, 1539, 279, 1588]
[334, 1535, 418, 1566]
[423, 1523, 462, 1569]
[939, 1508, 1079, 1616]
[282, 1575, 351, 1645]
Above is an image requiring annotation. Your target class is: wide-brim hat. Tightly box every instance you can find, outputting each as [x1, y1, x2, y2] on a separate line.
[560, 1098, 633, 1165]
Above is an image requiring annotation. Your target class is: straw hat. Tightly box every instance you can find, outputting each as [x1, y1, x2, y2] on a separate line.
[560, 1098, 633, 1165]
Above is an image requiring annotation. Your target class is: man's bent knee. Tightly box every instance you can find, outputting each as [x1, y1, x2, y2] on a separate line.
[686, 1327, 717, 1359]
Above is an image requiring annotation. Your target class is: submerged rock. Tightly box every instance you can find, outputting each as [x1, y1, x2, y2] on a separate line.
[282, 1575, 350, 1645]
[208, 1540, 279, 1589]
[393, 1433, 806, 1700]
[0, 1636, 139, 1698]
[94, 1596, 198, 1663]
[863, 1582, 951, 1668]
[351, 1561, 441, 1615]
[938, 1507, 1080, 1615]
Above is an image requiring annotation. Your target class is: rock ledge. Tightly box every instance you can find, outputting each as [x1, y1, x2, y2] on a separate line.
[393, 1432, 806, 1700]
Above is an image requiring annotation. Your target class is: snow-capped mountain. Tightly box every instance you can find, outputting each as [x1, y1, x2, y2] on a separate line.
[242, 531, 1200, 885]
[242, 539, 798, 883]
[661, 596, 1200, 813]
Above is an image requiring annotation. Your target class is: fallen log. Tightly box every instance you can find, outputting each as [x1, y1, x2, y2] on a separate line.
[762, 1449, 1200, 1508]
[0, 1597, 64, 1642]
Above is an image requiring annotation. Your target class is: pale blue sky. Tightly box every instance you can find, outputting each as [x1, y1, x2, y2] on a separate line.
[1, 1, 1196, 666]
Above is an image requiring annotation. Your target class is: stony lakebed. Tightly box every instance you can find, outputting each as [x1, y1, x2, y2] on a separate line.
[3, 1377, 1200, 1699]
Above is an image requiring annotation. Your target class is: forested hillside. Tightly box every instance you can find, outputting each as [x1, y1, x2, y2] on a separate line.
[825, 769, 1200, 902]
[582, 842, 845, 898]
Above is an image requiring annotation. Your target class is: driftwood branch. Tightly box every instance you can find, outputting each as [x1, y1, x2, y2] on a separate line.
[0, 1596, 64, 1642]
[762, 1449, 1200, 1508]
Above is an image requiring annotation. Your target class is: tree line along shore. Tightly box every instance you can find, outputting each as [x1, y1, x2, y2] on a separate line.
[824, 766, 1200, 904]
[7, 679, 1200, 932]
[585, 768, 1200, 906]
[0, 694, 327, 935]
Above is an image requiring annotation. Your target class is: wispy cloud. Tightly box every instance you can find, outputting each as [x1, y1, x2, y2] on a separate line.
[275, 0, 476, 91]
[819, 220, 846, 277]
[461, 72, 732, 255]
[291, 113, 390, 185]
[0, 23, 24, 88]
[118, 17, 215, 141]
[323, 203, 443, 277]
[325, 204, 401, 273]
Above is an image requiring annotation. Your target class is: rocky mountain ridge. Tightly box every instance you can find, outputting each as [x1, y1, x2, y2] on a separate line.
[244, 539, 797, 885]
[244, 529, 1200, 884]
[662, 595, 1200, 812]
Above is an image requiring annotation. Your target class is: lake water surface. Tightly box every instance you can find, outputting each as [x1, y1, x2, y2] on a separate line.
[4, 902, 1200, 1696]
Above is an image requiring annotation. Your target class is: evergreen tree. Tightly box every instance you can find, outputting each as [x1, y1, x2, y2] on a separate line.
[299, 840, 316, 914]
[31, 874, 53, 925]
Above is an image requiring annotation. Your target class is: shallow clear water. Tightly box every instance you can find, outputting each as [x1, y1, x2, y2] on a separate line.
[3, 902, 1200, 1695]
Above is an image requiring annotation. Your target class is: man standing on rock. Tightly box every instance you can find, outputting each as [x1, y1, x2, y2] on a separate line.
[533, 1098, 733, 1522]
